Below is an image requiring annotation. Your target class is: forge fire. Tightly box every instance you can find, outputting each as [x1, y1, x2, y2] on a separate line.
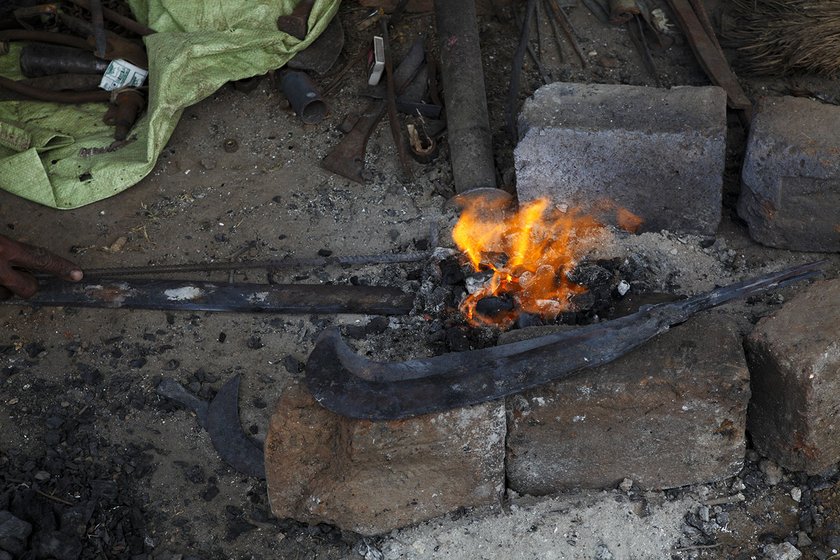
[452, 196, 611, 327]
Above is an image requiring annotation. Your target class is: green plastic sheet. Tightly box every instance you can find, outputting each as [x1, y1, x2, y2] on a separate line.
[0, 0, 338, 209]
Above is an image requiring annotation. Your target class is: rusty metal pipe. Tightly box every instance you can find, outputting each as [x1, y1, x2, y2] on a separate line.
[0, 75, 110, 103]
[67, 0, 155, 36]
[434, 0, 498, 193]
[0, 30, 90, 50]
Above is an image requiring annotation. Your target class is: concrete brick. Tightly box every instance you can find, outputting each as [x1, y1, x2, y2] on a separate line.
[745, 278, 840, 474]
[265, 383, 505, 536]
[738, 96, 840, 252]
[503, 314, 750, 493]
[515, 83, 727, 236]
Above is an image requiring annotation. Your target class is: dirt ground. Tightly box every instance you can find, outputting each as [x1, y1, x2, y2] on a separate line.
[2, 1, 840, 559]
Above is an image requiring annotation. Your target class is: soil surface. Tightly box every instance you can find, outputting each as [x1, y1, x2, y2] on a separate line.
[2, 1, 840, 559]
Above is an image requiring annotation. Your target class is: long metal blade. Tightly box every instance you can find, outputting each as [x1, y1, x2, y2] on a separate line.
[305, 261, 824, 420]
[8, 278, 413, 315]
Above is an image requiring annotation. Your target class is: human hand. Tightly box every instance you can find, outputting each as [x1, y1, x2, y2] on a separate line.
[0, 234, 83, 300]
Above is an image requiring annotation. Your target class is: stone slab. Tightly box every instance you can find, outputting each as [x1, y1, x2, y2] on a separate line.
[265, 383, 506, 536]
[745, 278, 840, 474]
[515, 83, 727, 236]
[503, 313, 750, 493]
[738, 96, 840, 252]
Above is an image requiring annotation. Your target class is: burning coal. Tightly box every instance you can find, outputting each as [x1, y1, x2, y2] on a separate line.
[452, 196, 618, 327]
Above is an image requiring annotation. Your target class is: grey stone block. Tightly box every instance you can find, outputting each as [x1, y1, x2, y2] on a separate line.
[503, 314, 750, 493]
[745, 279, 840, 474]
[515, 83, 727, 236]
[738, 96, 840, 252]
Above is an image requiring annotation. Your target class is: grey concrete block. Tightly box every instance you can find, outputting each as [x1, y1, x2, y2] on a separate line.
[515, 83, 727, 236]
[738, 96, 840, 252]
[503, 314, 750, 493]
[746, 279, 840, 474]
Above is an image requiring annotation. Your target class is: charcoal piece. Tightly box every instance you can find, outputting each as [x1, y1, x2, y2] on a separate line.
[0, 511, 32, 541]
[438, 258, 466, 285]
[474, 296, 515, 319]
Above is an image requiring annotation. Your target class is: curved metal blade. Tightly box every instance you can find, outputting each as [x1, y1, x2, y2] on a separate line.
[305, 261, 824, 420]
[207, 375, 266, 479]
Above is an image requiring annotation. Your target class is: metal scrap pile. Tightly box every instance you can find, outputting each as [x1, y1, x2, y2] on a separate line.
[0, 0, 152, 141]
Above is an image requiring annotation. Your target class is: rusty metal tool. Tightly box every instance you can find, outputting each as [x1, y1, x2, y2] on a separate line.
[277, 0, 316, 40]
[322, 39, 425, 183]
[8, 278, 414, 315]
[665, 0, 752, 123]
[102, 89, 145, 140]
[546, 0, 587, 67]
[157, 375, 265, 479]
[381, 17, 412, 179]
[0, 74, 110, 103]
[305, 261, 824, 420]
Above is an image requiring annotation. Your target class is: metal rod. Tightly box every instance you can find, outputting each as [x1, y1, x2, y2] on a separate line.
[381, 17, 413, 179]
[507, 0, 537, 141]
[78, 251, 430, 278]
[88, 0, 107, 58]
[434, 0, 498, 193]
[67, 0, 156, 36]
[9, 279, 415, 316]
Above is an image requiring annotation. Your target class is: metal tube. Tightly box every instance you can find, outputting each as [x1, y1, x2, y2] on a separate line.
[279, 70, 328, 125]
[434, 0, 497, 193]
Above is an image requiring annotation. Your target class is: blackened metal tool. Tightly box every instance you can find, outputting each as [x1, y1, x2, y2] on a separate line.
[157, 375, 265, 479]
[9, 278, 414, 315]
[665, 0, 752, 124]
[305, 261, 824, 420]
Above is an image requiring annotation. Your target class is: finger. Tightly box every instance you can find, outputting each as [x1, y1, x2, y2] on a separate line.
[0, 265, 38, 299]
[9, 241, 83, 281]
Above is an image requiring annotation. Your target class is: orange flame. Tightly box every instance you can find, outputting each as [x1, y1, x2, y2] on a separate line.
[452, 196, 606, 327]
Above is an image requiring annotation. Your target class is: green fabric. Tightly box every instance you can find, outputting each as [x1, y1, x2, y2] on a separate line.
[0, 0, 338, 209]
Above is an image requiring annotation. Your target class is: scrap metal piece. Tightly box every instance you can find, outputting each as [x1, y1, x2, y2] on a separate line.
[207, 375, 266, 479]
[280, 70, 327, 124]
[277, 0, 316, 40]
[287, 16, 344, 75]
[156, 376, 265, 479]
[156, 378, 209, 428]
[12, 279, 414, 315]
[19, 43, 110, 77]
[106, 89, 145, 140]
[0, 74, 110, 103]
[305, 261, 824, 420]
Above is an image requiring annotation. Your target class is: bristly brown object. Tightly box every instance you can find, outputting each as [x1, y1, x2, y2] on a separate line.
[725, 0, 840, 76]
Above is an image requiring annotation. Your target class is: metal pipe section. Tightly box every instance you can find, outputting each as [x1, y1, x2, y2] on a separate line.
[434, 0, 498, 194]
[280, 70, 328, 125]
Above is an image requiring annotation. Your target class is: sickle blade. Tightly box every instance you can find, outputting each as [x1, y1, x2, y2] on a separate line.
[306, 261, 824, 420]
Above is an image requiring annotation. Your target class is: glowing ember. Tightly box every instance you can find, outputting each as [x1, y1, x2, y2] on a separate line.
[452, 196, 608, 327]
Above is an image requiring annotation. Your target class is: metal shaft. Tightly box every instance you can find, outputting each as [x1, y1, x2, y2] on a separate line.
[435, 0, 497, 193]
